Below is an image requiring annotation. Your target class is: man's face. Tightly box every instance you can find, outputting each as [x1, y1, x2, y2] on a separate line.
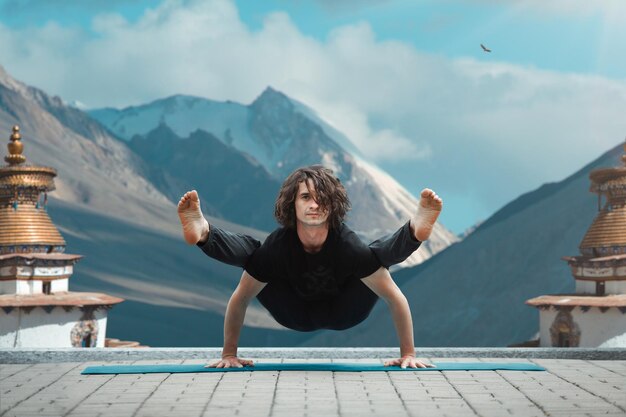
[295, 180, 329, 227]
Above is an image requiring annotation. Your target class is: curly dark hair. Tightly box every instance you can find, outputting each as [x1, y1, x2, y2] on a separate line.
[274, 165, 350, 229]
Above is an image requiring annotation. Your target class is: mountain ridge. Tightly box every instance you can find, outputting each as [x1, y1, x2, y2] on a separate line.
[89, 88, 459, 265]
[299, 141, 623, 347]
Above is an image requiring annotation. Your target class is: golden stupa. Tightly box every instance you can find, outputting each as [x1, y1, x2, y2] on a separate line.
[0, 125, 135, 348]
[526, 140, 626, 347]
[0, 125, 65, 253]
[579, 142, 626, 255]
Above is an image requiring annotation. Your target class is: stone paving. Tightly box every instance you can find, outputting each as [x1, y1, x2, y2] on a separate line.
[1, 357, 625, 417]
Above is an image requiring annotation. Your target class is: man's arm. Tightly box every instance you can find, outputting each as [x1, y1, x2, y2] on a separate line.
[360, 267, 434, 368]
[207, 271, 267, 368]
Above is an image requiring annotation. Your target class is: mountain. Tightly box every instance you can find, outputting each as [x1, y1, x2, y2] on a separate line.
[6, 63, 615, 348]
[0, 66, 173, 233]
[299, 142, 623, 347]
[0, 65, 266, 241]
[90, 89, 459, 266]
[0, 65, 450, 347]
[128, 124, 280, 231]
[0, 65, 303, 346]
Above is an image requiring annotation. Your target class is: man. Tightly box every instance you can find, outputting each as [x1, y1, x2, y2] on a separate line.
[177, 166, 442, 369]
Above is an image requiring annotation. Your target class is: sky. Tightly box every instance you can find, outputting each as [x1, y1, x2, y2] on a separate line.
[1, 0, 625, 234]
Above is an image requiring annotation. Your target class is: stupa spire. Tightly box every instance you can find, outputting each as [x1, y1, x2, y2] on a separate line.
[580, 138, 626, 256]
[0, 125, 65, 253]
[0, 124, 127, 349]
[526, 137, 626, 348]
[5, 125, 26, 165]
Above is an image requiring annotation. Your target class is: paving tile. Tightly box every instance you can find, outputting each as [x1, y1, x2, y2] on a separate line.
[1, 358, 625, 417]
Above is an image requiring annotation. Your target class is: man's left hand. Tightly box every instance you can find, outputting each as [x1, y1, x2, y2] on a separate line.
[384, 355, 435, 369]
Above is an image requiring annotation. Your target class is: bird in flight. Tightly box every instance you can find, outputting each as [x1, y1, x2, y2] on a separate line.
[481, 44, 492, 53]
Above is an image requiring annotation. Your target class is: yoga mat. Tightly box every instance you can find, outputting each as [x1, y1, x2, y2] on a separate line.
[82, 362, 545, 375]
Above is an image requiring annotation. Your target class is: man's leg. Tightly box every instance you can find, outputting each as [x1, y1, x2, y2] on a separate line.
[178, 190, 261, 267]
[196, 225, 261, 268]
[370, 188, 443, 267]
[369, 221, 420, 268]
[180, 188, 442, 268]
[199, 221, 418, 269]
[200, 219, 423, 269]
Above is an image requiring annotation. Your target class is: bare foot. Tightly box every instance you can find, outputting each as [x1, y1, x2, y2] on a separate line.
[177, 190, 210, 245]
[410, 188, 443, 241]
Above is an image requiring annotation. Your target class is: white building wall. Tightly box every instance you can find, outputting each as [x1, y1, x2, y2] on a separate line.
[539, 308, 626, 347]
[538, 309, 559, 347]
[17, 280, 41, 295]
[575, 280, 626, 294]
[50, 279, 69, 292]
[576, 281, 595, 294]
[0, 308, 108, 348]
[607, 281, 626, 294]
[0, 281, 17, 294]
[0, 279, 68, 294]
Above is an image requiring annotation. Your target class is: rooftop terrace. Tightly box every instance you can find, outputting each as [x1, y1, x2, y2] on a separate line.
[1, 348, 625, 417]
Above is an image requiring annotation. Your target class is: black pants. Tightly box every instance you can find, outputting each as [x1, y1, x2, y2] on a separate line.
[198, 222, 420, 331]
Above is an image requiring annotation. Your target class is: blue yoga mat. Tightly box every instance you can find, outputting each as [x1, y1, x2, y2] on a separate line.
[81, 362, 545, 375]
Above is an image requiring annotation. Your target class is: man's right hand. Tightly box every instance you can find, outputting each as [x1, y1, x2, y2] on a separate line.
[204, 356, 255, 368]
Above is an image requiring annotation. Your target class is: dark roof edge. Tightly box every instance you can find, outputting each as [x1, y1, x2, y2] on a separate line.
[1, 347, 625, 363]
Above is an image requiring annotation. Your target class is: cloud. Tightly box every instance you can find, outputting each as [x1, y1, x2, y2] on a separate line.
[539, 0, 626, 18]
[311, 0, 391, 13]
[1, 0, 626, 227]
[471, 0, 626, 20]
[0, 0, 139, 14]
[313, 100, 432, 161]
[0, 0, 431, 161]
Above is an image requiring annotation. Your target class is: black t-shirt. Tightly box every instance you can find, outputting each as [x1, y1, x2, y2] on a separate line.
[244, 223, 381, 301]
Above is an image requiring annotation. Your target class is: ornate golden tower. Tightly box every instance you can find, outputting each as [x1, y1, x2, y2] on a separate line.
[0, 125, 65, 253]
[0, 126, 125, 348]
[527, 141, 626, 347]
[579, 141, 626, 260]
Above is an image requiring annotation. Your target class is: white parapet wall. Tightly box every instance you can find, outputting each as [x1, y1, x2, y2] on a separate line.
[0, 280, 41, 295]
[0, 279, 69, 295]
[50, 279, 69, 292]
[575, 280, 626, 294]
[539, 308, 626, 347]
[0, 308, 108, 348]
